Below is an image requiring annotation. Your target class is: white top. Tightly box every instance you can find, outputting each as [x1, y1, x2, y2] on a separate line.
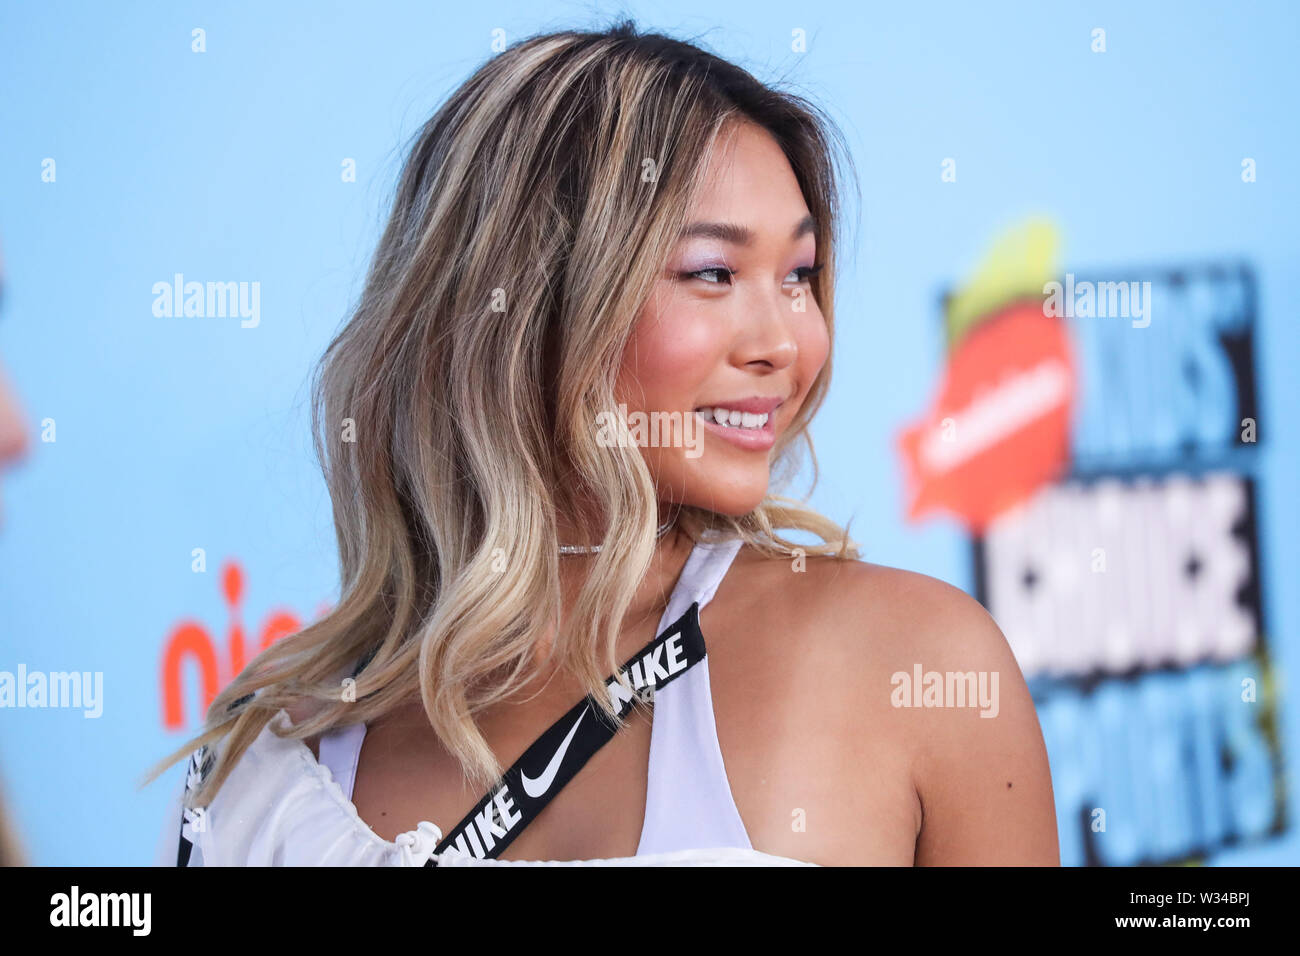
[170, 532, 815, 867]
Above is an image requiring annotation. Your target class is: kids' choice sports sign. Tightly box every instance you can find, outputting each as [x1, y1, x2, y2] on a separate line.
[898, 229, 1283, 865]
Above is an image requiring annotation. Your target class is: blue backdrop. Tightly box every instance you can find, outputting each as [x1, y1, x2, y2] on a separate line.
[0, 0, 1296, 865]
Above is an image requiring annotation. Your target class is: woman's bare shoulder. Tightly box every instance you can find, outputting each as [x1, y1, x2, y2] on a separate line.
[727, 544, 1059, 863]
[727, 544, 997, 660]
[725, 544, 1041, 741]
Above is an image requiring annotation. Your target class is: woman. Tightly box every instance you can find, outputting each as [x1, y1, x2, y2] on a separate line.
[151, 21, 1059, 866]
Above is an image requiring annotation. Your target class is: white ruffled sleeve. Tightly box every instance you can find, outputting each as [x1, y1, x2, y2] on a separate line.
[178, 711, 409, 866]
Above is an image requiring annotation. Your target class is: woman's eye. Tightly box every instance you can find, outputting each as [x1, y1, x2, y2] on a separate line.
[678, 262, 823, 286]
[785, 263, 825, 284]
[682, 267, 734, 285]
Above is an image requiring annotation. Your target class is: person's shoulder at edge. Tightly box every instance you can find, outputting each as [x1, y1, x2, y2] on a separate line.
[728, 543, 1061, 865]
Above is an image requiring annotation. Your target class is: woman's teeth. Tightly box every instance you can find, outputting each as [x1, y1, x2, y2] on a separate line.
[696, 407, 770, 430]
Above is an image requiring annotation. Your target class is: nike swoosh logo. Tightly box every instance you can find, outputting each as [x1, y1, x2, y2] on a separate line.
[520, 706, 587, 799]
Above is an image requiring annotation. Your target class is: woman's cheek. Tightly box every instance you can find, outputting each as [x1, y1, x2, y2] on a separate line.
[796, 307, 831, 386]
[622, 303, 725, 407]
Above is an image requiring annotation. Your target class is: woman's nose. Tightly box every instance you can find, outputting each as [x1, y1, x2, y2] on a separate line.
[736, 288, 800, 372]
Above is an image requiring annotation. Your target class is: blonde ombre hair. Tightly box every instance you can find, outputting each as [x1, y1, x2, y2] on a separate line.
[148, 20, 859, 809]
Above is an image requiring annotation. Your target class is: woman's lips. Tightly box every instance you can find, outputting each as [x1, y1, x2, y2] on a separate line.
[696, 411, 776, 451]
[693, 398, 783, 452]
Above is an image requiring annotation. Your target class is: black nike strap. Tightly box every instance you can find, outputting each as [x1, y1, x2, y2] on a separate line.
[176, 602, 707, 866]
[427, 601, 707, 864]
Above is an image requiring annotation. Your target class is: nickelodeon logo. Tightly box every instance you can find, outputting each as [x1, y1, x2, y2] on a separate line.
[160, 560, 327, 729]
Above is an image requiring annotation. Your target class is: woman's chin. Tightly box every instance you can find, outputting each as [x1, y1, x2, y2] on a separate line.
[679, 480, 770, 517]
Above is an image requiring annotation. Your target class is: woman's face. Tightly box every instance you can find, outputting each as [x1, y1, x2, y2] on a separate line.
[616, 120, 830, 517]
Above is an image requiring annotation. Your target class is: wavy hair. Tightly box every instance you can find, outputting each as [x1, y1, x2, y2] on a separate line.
[147, 19, 859, 807]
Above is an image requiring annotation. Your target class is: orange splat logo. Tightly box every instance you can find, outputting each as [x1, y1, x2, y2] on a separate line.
[160, 560, 330, 729]
[897, 301, 1076, 533]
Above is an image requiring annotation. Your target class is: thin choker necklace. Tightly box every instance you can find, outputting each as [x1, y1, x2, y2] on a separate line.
[559, 519, 675, 556]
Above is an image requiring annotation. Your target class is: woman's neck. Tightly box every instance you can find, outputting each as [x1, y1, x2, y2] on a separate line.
[563, 526, 691, 615]
[540, 510, 695, 669]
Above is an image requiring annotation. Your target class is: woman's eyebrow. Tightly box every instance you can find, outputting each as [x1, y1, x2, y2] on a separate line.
[679, 213, 816, 245]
